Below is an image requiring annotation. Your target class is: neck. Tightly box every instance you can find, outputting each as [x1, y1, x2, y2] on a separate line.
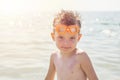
[60, 48, 77, 58]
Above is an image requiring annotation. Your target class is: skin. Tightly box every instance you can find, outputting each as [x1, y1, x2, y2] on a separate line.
[45, 25, 98, 80]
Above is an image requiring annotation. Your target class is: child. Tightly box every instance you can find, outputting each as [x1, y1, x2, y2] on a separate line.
[45, 10, 98, 80]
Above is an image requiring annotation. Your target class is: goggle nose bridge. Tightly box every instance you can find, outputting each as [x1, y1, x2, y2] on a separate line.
[66, 27, 71, 32]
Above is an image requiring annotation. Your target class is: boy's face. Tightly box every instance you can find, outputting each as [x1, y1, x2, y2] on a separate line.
[51, 24, 82, 54]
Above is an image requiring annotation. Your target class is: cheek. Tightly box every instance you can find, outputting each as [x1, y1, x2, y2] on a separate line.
[71, 40, 77, 45]
[55, 38, 62, 45]
[70, 39, 79, 46]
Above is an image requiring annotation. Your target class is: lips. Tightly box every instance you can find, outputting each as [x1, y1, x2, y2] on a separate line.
[61, 47, 71, 49]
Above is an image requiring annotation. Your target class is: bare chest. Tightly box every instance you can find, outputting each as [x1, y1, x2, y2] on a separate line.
[54, 56, 81, 79]
[55, 58, 77, 72]
[53, 54, 86, 80]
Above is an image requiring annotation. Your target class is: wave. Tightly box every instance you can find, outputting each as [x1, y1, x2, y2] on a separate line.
[100, 22, 120, 26]
[101, 29, 117, 37]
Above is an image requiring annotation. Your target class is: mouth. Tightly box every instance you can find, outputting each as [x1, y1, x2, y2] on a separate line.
[61, 47, 71, 50]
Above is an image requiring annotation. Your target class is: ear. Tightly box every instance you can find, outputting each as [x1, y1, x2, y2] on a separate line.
[51, 33, 55, 41]
[77, 34, 82, 41]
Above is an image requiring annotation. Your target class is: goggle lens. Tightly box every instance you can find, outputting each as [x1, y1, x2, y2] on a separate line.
[59, 27, 66, 32]
[70, 27, 77, 32]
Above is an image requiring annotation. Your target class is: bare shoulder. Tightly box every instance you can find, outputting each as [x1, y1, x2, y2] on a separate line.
[76, 50, 98, 80]
[76, 49, 91, 63]
[76, 48, 84, 54]
[50, 51, 59, 60]
[76, 49, 87, 56]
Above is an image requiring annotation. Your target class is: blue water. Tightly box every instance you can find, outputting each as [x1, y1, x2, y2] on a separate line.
[0, 11, 120, 80]
[79, 11, 120, 80]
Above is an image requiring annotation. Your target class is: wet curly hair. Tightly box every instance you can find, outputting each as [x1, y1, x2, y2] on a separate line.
[53, 10, 81, 28]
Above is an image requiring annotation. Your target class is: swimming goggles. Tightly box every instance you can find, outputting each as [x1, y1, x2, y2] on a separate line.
[54, 24, 80, 35]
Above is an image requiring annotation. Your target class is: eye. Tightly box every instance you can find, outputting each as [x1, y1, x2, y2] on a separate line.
[58, 36, 64, 39]
[70, 36, 75, 40]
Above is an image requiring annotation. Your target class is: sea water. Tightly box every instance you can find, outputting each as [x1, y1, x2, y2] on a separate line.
[0, 11, 120, 80]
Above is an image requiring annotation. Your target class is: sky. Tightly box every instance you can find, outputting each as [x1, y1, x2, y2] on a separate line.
[0, 0, 120, 15]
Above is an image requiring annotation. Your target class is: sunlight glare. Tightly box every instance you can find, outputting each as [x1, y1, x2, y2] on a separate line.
[0, 0, 42, 15]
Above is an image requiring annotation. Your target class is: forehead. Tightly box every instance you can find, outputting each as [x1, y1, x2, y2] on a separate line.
[55, 31, 79, 37]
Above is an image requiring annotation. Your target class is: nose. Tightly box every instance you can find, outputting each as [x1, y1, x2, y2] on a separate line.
[63, 39, 69, 45]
